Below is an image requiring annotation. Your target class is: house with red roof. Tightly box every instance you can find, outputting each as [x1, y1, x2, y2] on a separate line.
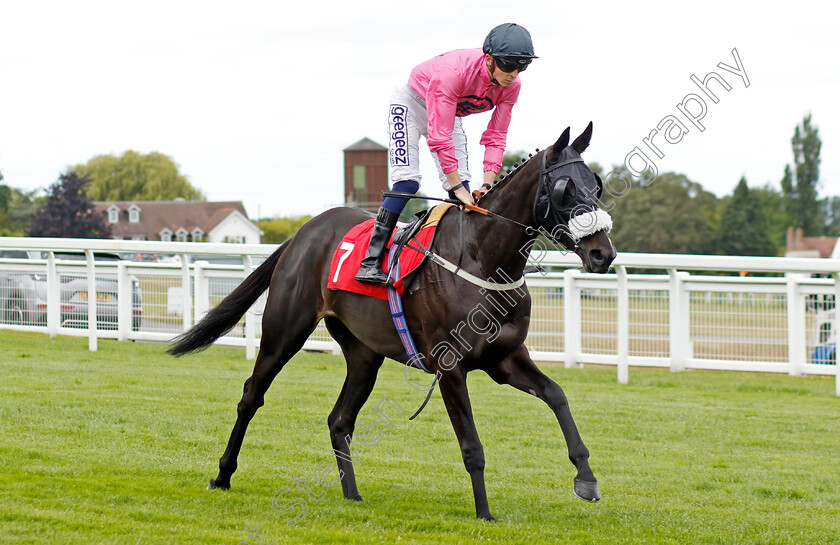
[785, 227, 839, 259]
[93, 200, 262, 244]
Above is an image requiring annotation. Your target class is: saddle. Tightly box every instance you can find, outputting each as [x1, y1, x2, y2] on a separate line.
[327, 203, 455, 300]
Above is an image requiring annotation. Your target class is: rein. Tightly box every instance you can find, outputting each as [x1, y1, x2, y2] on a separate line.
[383, 155, 585, 244]
[381, 191, 533, 233]
[379, 154, 591, 291]
[381, 191, 530, 291]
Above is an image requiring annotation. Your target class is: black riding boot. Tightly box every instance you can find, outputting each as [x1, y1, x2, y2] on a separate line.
[354, 207, 400, 285]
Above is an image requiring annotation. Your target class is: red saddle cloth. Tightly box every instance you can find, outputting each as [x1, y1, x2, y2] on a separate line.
[327, 206, 451, 300]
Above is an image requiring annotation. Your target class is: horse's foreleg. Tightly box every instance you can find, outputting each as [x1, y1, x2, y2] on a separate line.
[438, 367, 494, 521]
[487, 344, 600, 502]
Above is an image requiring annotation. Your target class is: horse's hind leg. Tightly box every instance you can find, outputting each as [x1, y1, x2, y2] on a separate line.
[486, 344, 600, 502]
[324, 317, 384, 502]
[209, 301, 319, 490]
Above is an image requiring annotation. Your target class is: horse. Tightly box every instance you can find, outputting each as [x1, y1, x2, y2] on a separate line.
[168, 123, 616, 521]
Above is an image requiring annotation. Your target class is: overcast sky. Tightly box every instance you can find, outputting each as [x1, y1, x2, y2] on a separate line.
[1, 1, 837, 220]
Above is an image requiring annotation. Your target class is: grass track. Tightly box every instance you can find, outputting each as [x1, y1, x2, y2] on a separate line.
[1, 330, 838, 544]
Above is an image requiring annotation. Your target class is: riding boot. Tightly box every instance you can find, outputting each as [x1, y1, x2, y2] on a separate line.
[354, 207, 400, 285]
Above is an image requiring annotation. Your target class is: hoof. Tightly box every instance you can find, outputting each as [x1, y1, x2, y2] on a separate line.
[478, 513, 497, 522]
[573, 479, 601, 502]
[346, 495, 364, 502]
[208, 478, 230, 490]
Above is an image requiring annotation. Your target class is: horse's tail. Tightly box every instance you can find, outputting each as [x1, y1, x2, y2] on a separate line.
[166, 241, 289, 357]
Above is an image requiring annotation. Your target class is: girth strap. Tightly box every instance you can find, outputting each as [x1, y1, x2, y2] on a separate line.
[386, 243, 438, 420]
[386, 246, 431, 374]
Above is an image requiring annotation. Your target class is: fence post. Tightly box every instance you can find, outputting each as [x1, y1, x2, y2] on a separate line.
[833, 272, 840, 397]
[193, 260, 210, 325]
[180, 256, 192, 331]
[117, 261, 130, 342]
[786, 274, 806, 376]
[243, 255, 256, 360]
[680, 271, 692, 362]
[616, 265, 629, 384]
[564, 268, 581, 369]
[46, 252, 59, 338]
[668, 269, 685, 372]
[84, 249, 97, 352]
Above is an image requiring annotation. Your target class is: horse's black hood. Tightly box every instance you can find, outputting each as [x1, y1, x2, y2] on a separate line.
[533, 124, 612, 243]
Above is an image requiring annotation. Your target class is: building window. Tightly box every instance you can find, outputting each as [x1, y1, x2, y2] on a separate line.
[128, 206, 140, 223]
[353, 165, 366, 192]
[160, 229, 172, 242]
[191, 229, 204, 242]
[108, 208, 119, 224]
[175, 229, 188, 242]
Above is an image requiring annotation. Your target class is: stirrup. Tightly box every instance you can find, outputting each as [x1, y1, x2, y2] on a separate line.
[354, 265, 389, 285]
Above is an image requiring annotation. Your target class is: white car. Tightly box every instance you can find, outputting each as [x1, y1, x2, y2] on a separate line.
[811, 308, 836, 365]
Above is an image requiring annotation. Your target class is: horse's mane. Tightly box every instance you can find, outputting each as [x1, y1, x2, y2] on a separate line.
[478, 148, 545, 207]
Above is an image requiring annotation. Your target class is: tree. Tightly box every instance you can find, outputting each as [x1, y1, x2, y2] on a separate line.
[398, 193, 431, 222]
[714, 177, 775, 256]
[494, 150, 530, 183]
[28, 172, 111, 238]
[256, 215, 313, 244]
[0, 167, 8, 224]
[825, 196, 840, 237]
[72, 150, 205, 202]
[602, 170, 718, 254]
[1, 181, 41, 236]
[782, 113, 823, 235]
[751, 183, 792, 255]
[779, 164, 795, 221]
[0, 174, 12, 235]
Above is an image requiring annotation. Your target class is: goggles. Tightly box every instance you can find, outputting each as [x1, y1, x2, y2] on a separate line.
[494, 56, 531, 73]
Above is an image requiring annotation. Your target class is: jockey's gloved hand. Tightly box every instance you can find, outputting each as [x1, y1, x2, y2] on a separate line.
[453, 185, 475, 207]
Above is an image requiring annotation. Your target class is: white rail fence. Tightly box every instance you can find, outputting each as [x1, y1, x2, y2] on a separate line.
[1, 237, 838, 395]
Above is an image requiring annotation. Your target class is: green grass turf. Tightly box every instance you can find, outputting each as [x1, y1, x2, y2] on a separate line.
[0, 330, 838, 544]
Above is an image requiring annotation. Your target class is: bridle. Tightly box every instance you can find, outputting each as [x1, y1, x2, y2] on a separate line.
[533, 153, 585, 236]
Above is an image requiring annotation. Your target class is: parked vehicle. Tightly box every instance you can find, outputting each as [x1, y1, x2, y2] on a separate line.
[810, 309, 836, 365]
[0, 251, 142, 330]
[0, 250, 45, 325]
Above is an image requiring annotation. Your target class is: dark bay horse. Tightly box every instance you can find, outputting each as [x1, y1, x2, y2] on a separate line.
[168, 123, 616, 521]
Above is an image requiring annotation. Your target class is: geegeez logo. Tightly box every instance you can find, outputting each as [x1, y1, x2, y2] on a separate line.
[389, 104, 409, 167]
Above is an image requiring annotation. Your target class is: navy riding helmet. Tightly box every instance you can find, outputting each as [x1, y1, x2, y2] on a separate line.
[483, 23, 538, 71]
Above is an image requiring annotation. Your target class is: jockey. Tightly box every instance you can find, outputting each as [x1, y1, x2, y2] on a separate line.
[355, 23, 537, 285]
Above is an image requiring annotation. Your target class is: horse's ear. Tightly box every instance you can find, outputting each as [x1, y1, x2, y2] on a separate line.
[571, 121, 593, 154]
[550, 127, 571, 161]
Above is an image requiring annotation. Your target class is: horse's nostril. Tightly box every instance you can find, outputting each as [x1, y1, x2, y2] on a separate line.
[590, 249, 605, 265]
